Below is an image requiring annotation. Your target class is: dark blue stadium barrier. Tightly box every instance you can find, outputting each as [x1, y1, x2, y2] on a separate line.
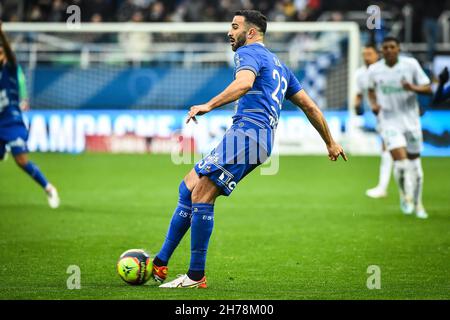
[30, 67, 305, 110]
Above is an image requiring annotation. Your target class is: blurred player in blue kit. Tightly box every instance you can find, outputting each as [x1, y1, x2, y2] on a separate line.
[151, 10, 347, 288]
[0, 22, 59, 208]
[433, 67, 450, 105]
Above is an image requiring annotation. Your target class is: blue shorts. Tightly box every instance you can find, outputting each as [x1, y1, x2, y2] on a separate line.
[0, 123, 29, 159]
[194, 120, 273, 196]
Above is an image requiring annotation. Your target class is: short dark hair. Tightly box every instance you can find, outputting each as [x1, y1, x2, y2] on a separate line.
[364, 43, 378, 51]
[234, 10, 267, 34]
[382, 36, 400, 45]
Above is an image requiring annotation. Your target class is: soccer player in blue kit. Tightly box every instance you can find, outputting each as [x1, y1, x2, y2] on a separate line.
[434, 67, 450, 104]
[0, 22, 59, 208]
[152, 10, 347, 288]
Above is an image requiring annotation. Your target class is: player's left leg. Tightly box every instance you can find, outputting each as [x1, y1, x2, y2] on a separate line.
[407, 153, 427, 219]
[405, 130, 427, 219]
[13, 152, 60, 209]
[188, 175, 220, 280]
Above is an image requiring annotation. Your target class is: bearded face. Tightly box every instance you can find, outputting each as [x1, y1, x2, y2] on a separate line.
[228, 15, 250, 52]
[230, 29, 247, 52]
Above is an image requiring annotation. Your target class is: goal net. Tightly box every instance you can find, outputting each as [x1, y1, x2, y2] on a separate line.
[6, 22, 359, 111]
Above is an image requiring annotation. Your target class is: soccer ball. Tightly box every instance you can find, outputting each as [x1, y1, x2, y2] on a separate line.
[117, 249, 152, 285]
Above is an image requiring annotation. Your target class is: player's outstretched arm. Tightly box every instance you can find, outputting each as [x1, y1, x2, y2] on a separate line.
[18, 66, 30, 111]
[289, 89, 347, 162]
[186, 70, 255, 124]
[401, 81, 432, 95]
[433, 67, 450, 105]
[0, 21, 17, 66]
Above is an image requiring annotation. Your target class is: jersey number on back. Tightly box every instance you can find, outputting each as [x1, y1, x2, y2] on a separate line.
[271, 69, 287, 110]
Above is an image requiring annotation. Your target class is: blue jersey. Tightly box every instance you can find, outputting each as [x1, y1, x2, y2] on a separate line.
[0, 62, 22, 127]
[232, 43, 302, 129]
[438, 84, 450, 103]
[194, 43, 302, 196]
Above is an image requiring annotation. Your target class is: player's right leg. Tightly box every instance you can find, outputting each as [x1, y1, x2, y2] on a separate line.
[13, 152, 60, 209]
[4, 123, 59, 208]
[0, 140, 6, 161]
[390, 147, 414, 215]
[381, 126, 414, 214]
[366, 140, 393, 198]
[152, 169, 199, 283]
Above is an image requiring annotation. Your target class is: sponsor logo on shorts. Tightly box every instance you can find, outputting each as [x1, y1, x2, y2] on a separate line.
[8, 138, 26, 148]
[197, 159, 206, 169]
[219, 172, 236, 191]
[197, 153, 220, 170]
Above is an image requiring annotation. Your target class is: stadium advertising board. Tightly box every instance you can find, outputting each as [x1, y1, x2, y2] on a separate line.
[23, 110, 450, 156]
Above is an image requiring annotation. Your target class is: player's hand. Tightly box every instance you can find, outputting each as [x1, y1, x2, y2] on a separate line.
[326, 142, 347, 162]
[355, 105, 364, 116]
[20, 100, 30, 111]
[186, 104, 212, 124]
[372, 104, 381, 115]
[439, 67, 449, 85]
[419, 104, 426, 117]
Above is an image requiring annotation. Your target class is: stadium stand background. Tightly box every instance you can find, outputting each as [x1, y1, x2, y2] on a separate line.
[1, 0, 450, 110]
[1, 0, 449, 155]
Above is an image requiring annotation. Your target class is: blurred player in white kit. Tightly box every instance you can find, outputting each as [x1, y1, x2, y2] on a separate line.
[354, 43, 393, 198]
[368, 36, 432, 219]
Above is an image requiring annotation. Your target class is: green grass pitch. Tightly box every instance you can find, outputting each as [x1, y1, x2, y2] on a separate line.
[0, 153, 449, 300]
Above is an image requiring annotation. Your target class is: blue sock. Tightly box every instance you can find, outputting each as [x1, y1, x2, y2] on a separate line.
[21, 161, 49, 189]
[156, 181, 192, 265]
[188, 203, 214, 278]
